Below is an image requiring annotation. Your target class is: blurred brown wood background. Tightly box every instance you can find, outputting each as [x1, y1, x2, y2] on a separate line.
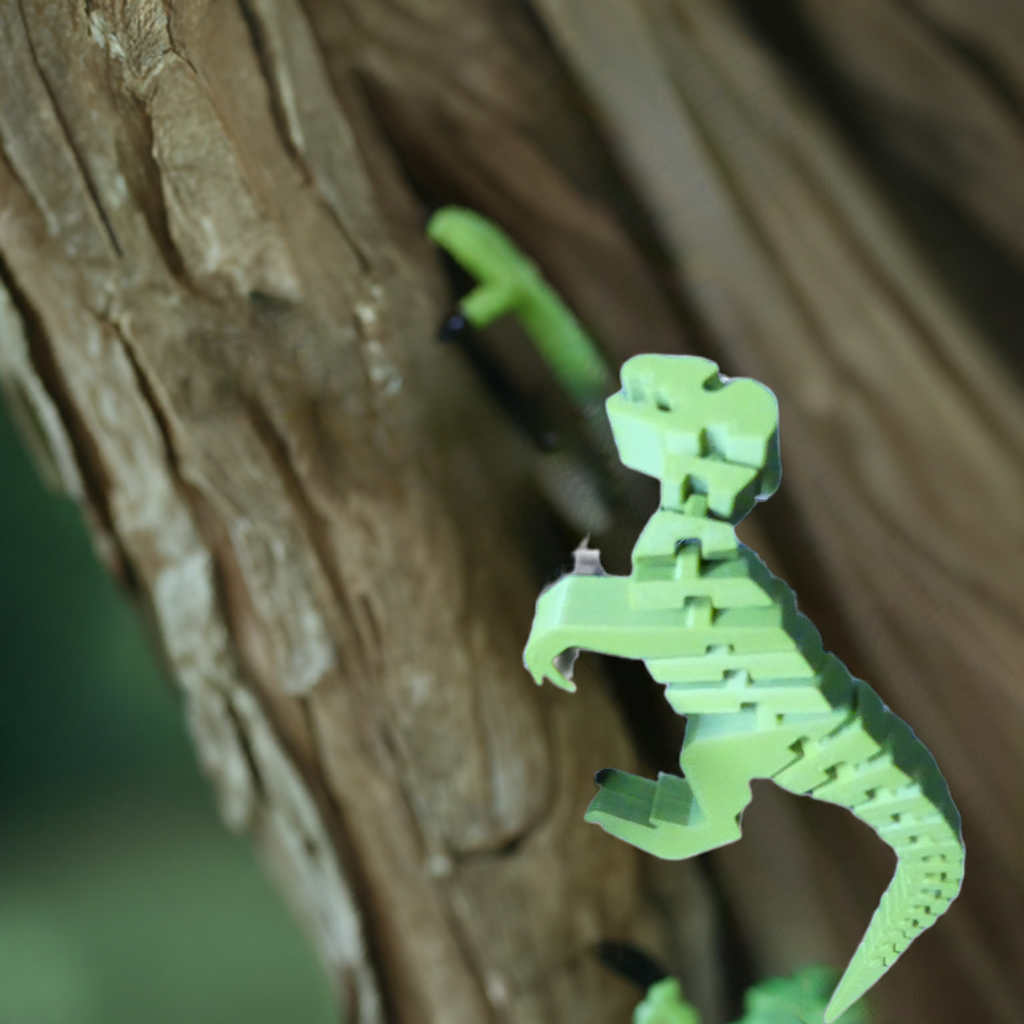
[1, 1, 1021, 1022]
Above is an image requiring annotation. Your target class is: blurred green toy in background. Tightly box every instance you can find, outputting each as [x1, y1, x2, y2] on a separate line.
[633, 966, 868, 1024]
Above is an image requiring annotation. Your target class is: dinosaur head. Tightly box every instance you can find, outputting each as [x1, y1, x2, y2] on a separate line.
[606, 354, 781, 523]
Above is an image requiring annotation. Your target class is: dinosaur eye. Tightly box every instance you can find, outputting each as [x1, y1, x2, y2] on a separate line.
[655, 394, 672, 412]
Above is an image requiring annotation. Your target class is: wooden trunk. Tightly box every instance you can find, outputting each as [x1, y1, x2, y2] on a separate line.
[1, 2, 1020, 1022]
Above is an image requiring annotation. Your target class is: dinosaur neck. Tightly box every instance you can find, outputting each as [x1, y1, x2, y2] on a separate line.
[629, 490, 740, 584]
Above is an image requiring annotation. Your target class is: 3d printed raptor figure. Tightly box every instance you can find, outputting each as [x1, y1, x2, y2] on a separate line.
[429, 207, 965, 1024]
[522, 355, 964, 1022]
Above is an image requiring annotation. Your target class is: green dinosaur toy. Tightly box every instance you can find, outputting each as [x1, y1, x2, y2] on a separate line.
[522, 354, 964, 1021]
[428, 207, 965, 1024]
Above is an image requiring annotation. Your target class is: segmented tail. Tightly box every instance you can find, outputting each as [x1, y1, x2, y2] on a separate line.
[774, 682, 964, 1022]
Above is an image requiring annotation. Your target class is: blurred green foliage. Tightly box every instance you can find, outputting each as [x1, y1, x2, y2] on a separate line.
[0, 398, 337, 1024]
[632, 967, 868, 1024]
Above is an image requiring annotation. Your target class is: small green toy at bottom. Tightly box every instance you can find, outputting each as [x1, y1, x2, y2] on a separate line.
[634, 978, 700, 1024]
[634, 967, 868, 1024]
[738, 967, 868, 1024]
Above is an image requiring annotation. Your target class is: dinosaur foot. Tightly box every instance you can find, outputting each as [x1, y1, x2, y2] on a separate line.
[584, 768, 740, 859]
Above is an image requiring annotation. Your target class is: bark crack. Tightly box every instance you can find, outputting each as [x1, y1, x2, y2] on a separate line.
[296, 692, 398, 1024]
[243, 396, 374, 682]
[237, 0, 376, 274]
[0, 253, 134, 585]
[237, 0, 305, 169]
[225, 694, 268, 801]
[16, 0, 123, 258]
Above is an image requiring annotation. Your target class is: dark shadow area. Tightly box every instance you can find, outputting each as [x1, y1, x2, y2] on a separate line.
[733, 0, 1024, 385]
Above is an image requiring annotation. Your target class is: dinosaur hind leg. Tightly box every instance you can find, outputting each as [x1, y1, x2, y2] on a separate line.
[585, 706, 850, 860]
[584, 768, 744, 860]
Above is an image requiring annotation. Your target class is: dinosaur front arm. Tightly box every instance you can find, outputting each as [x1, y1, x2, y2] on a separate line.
[523, 572, 721, 689]
[523, 573, 637, 690]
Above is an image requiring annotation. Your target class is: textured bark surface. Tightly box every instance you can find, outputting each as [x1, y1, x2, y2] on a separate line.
[1, 2, 1021, 1024]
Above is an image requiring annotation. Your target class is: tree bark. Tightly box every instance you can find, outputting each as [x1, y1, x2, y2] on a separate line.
[1, 3, 1020, 1024]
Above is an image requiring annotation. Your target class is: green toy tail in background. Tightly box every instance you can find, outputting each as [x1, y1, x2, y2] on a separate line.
[427, 206, 627, 531]
[428, 208, 965, 1024]
[426, 207, 612, 412]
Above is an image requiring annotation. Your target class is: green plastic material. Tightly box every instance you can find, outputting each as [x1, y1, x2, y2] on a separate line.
[426, 207, 613, 411]
[633, 966, 868, 1024]
[633, 978, 700, 1024]
[523, 354, 965, 1023]
[735, 965, 869, 1024]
